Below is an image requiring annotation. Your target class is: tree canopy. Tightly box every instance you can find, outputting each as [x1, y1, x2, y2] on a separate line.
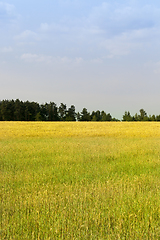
[122, 109, 160, 122]
[0, 99, 118, 121]
[0, 99, 159, 121]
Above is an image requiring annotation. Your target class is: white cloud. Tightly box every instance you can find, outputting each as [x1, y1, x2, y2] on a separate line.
[0, 2, 17, 24]
[90, 58, 103, 63]
[20, 1, 160, 60]
[4, 1, 160, 63]
[58, 0, 82, 8]
[87, 2, 159, 37]
[153, 61, 160, 74]
[40, 23, 50, 31]
[75, 57, 83, 63]
[101, 27, 154, 57]
[1, 46, 13, 52]
[40, 22, 69, 33]
[21, 53, 53, 64]
[15, 30, 39, 41]
[0, 2, 15, 15]
[20, 53, 83, 65]
[41, 2, 160, 59]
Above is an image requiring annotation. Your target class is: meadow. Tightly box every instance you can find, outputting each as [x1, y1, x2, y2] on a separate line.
[0, 122, 160, 239]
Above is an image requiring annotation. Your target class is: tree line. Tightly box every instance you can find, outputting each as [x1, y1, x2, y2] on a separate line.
[0, 99, 118, 121]
[0, 99, 160, 121]
[122, 109, 160, 121]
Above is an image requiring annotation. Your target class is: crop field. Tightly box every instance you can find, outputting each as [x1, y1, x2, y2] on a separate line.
[0, 122, 160, 239]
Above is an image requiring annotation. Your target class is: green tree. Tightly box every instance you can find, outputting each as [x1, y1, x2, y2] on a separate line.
[58, 103, 67, 121]
[24, 101, 40, 121]
[139, 109, 148, 121]
[77, 112, 81, 121]
[100, 111, 112, 121]
[14, 99, 24, 121]
[101, 111, 107, 121]
[91, 115, 97, 121]
[0, 101, 2, 120]
[122, 111, 133, 121]
[79, 108, 91, 121]
[45, 102, 59, 121]
[156, 115, 160, 121]
[66, 105, 76, 121]
[91, 111, 101, 121]
[39, 104, 48, 121]
[1, 100, 15, 121]
[106, 113, 112, 121]
[150, 115, 156, 121]
[134, 113, 139, 121]
[24, 101, 32, 121]
[95, 110, 101, 121]
[35, 112, 42, 121]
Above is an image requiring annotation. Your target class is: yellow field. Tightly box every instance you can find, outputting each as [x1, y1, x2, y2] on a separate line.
[1, 122, 160, 239]
[1, 121, 160, 138]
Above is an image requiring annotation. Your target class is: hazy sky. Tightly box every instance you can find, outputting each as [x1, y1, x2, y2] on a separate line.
[1, 0, 160, 119]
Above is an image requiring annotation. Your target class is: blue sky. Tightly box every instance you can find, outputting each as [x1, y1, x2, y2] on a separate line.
[1, 0, 160, 119]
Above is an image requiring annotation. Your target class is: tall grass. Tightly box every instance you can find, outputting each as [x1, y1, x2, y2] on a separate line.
[0, 122, 160, 239]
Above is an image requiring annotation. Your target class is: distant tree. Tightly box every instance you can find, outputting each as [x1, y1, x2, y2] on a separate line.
[100, 111, 112, 121]
[35, 112, 42, 121]
[39, 104, 48, 121]
[24, 101, 32, 121]
[76, 112, 81, 121]
[24, 101, 40, 121]
[91, 115, 97, 121]
[134, 113, 139, 121]
[58, 103, 67, 121]
[139, 109, 148, 121]
[156, 115, 160, 121]
[14, 99, 25, 121]
[95, 110, 101, 121]
[91, 111, 96, 121]
[106, 113, 112, 121]
[150, 115, 156, 121]
[101, 111, 107, 121]
[47, 102, 54, 121]
[45, 102, 59, 121]
[111, 117, 120, 122]
[0, 101, 2, 120]
[1, 100, 15, 120]
[91, 111, 101, 121]
[122, 111, 133, 121]
[66, 105, 76, 121]
[79, 108, 91, 121]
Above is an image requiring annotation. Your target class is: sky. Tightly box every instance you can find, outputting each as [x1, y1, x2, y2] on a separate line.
[1, 0, 160, 119]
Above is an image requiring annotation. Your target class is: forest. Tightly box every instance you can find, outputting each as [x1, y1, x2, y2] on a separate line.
[0, 99, 160, 121]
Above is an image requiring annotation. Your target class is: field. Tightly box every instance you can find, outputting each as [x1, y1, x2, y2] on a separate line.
[0, 122, 160, 239]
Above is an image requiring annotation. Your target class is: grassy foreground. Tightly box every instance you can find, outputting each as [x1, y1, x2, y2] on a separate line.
[0, 122, 160, 239]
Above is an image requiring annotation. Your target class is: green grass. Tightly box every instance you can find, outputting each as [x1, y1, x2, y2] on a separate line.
[0, 124, 160, 239]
